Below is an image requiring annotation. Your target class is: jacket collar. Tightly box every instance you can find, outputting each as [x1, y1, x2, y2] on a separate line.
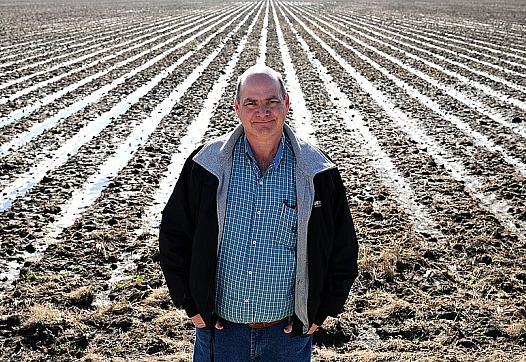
[193, 123, 335, 177]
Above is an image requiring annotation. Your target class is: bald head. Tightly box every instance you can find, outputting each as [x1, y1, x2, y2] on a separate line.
[235, 64, 286, 103]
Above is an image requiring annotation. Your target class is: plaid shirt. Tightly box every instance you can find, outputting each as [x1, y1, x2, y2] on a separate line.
[215, 132, 297, 323]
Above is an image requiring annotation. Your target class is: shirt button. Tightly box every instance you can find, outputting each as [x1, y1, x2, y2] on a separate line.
[244, 298, 249, 303]
[259, 180, 263, 185]
[256, 210, 261, 215]
[248, 271, 252, 275]
[252, 240, 256, 245]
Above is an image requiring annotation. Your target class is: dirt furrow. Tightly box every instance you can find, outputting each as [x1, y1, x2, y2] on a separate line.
[0, 15, 206, 96]
[287, 7, 526, 222]
[0, 15, 167, 72]
[355, 16, 526, 71]
[0, 15, 127, 56]
[345, 12, 526, 66]
[0, 7, 247, 188]
[343, 13, 526, 91]
[0, 9, 229, 121]
[394, 16, 526, 53]
[289, 8, 526, 160]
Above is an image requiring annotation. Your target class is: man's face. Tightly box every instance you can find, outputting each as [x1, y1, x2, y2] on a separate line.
[234, 73, 290, 142]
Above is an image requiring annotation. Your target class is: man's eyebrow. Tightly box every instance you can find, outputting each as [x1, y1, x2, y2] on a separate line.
[243, 95, 279, 102]
[242, 96, 281, 103]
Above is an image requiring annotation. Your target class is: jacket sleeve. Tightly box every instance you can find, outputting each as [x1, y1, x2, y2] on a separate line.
[314, 168, 359, 326]
[158, 149, 201, 318]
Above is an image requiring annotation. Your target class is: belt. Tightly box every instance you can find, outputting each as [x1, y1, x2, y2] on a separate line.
[246, 317, 288, 329]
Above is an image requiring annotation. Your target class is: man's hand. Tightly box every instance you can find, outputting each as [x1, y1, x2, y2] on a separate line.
[191, 314, 224, 330]
[283, 322, 318, 334]
[191, 314, 206, 328]
[307, 323, 318, 334]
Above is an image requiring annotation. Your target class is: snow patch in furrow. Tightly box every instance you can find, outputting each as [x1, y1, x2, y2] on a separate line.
[278, 3, 440, 237]
[101, 4, 264, 304]
[317, 12, 526, 139]
[0, 7, 245, 155]
[271, 1, 316, 145]
[285, 6, 526, 241]
[339, 14, 526, 98]
[296, 8, 526, 177]
[256, 0, 270, 64]
[140, 3, 264, 234]
[0, 9, 226, 126]
[0, 12, 212, 106]
[0, 16, 168, 71]
[0, 5, 252, 213]
[0, 5, 259, 288]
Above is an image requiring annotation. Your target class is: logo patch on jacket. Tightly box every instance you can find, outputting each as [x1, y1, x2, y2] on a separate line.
[313, 200, 322, 208]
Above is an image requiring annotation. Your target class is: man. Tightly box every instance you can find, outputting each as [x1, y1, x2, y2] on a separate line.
[159, 65, 358, 361]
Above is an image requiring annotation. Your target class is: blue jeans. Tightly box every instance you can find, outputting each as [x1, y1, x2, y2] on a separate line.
[192, 319, 312, 362]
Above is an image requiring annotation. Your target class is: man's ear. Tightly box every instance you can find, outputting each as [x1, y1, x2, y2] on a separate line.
[284, 93, 290, 114]
[234, 98, 240, 116]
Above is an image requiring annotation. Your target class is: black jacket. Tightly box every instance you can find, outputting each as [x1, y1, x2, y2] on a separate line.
[159, 128, 358, 336]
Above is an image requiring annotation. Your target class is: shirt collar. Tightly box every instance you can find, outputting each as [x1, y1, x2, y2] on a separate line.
[243, 132, 286, 169]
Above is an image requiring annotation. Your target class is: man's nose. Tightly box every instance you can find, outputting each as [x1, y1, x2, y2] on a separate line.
[257, 104, 270, 116]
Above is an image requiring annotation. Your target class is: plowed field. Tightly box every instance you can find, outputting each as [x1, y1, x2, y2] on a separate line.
[1, 0, 525, 360]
